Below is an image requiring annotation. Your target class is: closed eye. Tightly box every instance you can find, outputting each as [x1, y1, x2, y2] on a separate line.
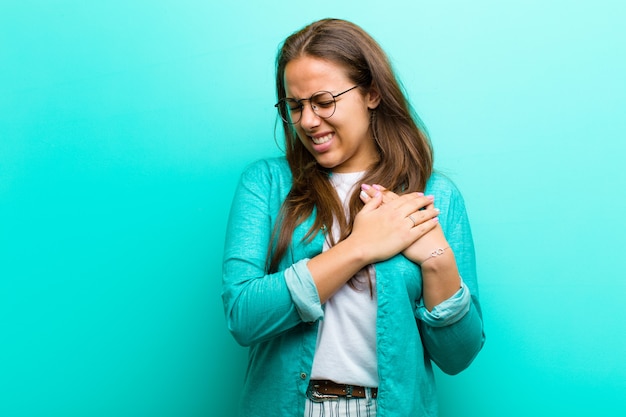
[313, 100, 334, 108]
[285, 99, 302, 111]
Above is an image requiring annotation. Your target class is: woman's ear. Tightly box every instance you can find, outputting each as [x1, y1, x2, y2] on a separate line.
[367, 85, 381, 110]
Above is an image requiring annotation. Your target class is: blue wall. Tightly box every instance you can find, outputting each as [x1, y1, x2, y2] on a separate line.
[1, 1, 625, 416]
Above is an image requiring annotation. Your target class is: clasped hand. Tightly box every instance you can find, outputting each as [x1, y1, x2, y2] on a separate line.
[355, 184, 448, 264]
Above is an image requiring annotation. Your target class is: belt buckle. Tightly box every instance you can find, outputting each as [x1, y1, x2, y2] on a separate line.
[308, 384, 339, 402]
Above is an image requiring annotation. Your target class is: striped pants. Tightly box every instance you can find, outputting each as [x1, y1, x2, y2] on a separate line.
[304, 389, 377, 417]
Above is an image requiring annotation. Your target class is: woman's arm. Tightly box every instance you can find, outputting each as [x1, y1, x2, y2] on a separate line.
[222, 161, 308, 346]
[360, 179, 485, 373]
[223, 161, 440, 346]
[359, 184, 460, 310]
[416, 184, 485, 374]
[308, 188, 439, 303]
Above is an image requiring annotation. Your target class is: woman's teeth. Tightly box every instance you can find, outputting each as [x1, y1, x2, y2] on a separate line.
[312, 133, 332, 144]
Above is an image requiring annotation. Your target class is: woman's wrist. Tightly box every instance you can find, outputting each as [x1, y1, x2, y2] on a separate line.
[418, 246, 450, 266]
[420, 248, 461, 310]
[419, 247, 456, 274]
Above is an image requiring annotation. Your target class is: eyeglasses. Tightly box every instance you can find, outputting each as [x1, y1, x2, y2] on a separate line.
[274, 85, 359, 125]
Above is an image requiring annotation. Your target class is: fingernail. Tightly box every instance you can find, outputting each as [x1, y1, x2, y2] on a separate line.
[360, 190, 369, 200]
[433, 217, 439, 223]
[372, 184, 383, 191]
[427, 195, 435, 200]
[374, 191, 381, 197]
[435, 208, 440, 213]
[361, 184, 371, 190]
[417, 192, 424, 196]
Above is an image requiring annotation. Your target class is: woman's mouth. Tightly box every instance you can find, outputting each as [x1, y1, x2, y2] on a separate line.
[311, 133, 333, 145]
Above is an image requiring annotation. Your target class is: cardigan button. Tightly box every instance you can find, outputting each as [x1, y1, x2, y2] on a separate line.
[300, 372, 307, 380]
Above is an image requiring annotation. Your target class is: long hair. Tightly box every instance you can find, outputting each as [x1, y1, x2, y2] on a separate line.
[267, 18, 433, 274]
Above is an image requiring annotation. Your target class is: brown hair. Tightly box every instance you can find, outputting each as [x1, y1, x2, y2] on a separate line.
[268, 18, 433, 275]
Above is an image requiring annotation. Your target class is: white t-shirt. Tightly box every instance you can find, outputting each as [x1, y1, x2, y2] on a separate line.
[310, 171, 379, 388]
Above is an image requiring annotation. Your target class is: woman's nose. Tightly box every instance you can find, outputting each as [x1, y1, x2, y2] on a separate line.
[299, 103, 321, 129]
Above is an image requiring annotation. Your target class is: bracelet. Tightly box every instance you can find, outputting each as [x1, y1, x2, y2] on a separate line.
[420, 246, 450, 265]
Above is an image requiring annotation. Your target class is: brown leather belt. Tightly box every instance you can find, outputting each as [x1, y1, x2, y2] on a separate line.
[309, 380, 378, 399]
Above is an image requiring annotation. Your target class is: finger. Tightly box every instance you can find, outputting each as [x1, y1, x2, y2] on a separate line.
[373, 184, 401, 202]
[390, 192, 432, 215]
[358, 189, 383, 213]
[361, 183, 401, 205]
[406, 207, 440, 227]
[360, 183, 394, 204]
[359, 188, 371, 203]
[418, 195, 436, 212]
[409, 216, 439, 237]
[424, 195, 435, 209]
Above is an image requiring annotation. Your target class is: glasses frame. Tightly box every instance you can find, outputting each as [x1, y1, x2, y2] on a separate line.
[274, 85, 359, 125]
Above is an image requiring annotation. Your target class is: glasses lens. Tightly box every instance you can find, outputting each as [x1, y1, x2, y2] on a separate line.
[276, 92, 337, 124]
[277, 99, 301, 124]
[311, 92, 336, 119]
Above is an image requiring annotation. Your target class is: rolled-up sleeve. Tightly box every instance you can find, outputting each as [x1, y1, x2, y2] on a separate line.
[222, 160, 322, 346]
[416, 280, 471, 327]
[284, 259, 324, 322]
[418, 175, 485, 375]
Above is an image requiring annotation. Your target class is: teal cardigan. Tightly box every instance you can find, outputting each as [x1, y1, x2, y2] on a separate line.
[222, 157, 485, 417]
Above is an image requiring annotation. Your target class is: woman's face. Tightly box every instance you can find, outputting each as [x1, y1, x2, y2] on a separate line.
[284, 56, 380, 173]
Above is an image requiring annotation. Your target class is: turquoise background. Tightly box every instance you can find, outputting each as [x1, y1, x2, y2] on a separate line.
[1, 1, 625, 416]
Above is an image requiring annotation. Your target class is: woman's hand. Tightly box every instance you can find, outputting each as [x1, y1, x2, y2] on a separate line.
[359, 184, 461, 310]
[359, 184, 449, 265]
[349, 188, 440, 264]
[307, 188, 440, 303]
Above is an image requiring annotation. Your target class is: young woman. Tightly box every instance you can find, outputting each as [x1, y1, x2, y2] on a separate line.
[222, 18, 485, 417]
